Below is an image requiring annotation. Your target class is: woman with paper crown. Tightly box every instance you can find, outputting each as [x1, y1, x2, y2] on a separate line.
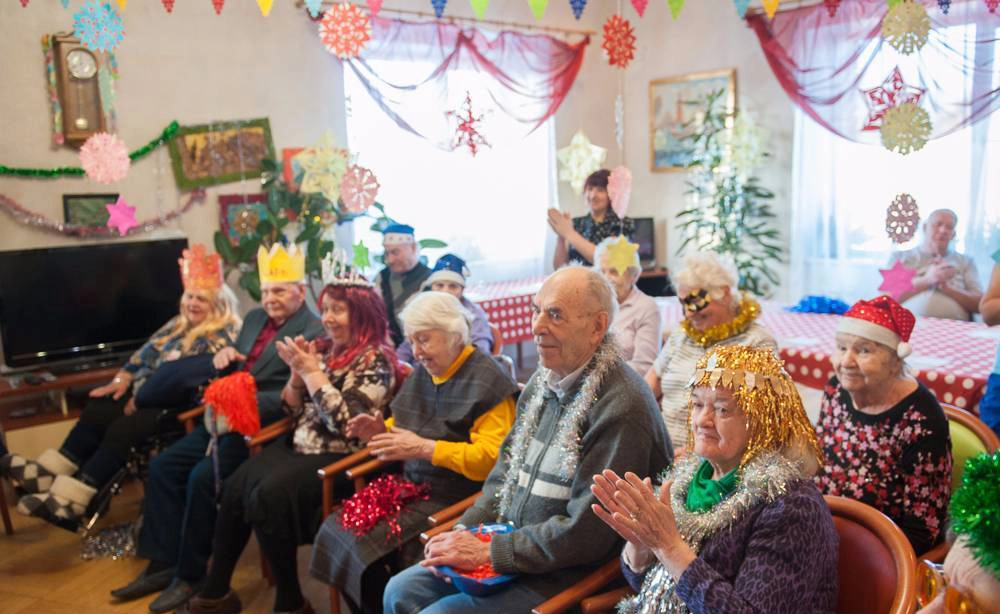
[814, 295, 952, 555]
[396, 253, 494, 363]
[5, 245, 240, 531]
[309, 290, 518, 614]
[550, 168, 637, 267]
[594, 236, 662, 374]
[184, 253, 400, 614]
[645, 252, 776, 452]
[593, 345, 838, 614]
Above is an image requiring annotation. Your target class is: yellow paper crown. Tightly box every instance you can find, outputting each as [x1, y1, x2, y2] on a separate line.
[257, 243, 306, 284]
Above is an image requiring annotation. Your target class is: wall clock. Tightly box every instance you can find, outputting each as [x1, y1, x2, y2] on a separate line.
[51, 33, 106, 147]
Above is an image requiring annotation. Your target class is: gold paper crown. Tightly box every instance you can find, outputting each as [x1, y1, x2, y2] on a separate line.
[257, 243, 306, 284]
[179, 244, 223, 291]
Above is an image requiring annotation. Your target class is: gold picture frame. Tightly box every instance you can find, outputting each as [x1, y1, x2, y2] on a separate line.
[649, 68, 737, 173]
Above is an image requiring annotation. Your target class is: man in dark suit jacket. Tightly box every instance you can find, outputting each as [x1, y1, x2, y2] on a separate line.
[112, 250, 323, 613]
[377, 223, 431, 346]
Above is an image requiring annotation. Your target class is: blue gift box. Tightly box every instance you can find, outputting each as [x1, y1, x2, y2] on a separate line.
[436, 523, 519, 596]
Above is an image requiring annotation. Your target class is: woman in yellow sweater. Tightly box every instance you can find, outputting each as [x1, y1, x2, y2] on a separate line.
[309, 291, 519, 614]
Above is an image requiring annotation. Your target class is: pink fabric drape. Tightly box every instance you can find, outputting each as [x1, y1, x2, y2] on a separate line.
[346, 17, 589, 145]
[748, 0, 1000, 142]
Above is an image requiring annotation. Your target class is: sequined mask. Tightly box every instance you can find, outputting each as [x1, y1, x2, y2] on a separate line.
[681, 289, 711, 316]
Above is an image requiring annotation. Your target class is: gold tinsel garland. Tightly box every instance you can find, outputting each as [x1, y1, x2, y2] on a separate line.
[679, 298, 761, 348]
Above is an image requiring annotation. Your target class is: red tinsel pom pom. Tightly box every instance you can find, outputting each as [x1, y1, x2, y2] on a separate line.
[338, 474, 430, 541]
[203, 372, 260, 437]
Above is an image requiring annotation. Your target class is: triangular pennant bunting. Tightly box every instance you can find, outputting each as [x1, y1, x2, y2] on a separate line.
[630, 0, 648, 17]
[470, 0, 488, 19]
[212, 0, 224, 14]
[668, 0, 684, 19]
[431, 0, 446, 18]
[732, 0, 750, 17]
[569, 0, 586, 19]
[257, 0, 273, 16]
[162, 0, 175, 12]
[116, 0, 126, 10]
[528, 0, 548, 20]
[305, 0, 323, 17]
[368, 0, 383, 15]
[762, 0, 780, 18]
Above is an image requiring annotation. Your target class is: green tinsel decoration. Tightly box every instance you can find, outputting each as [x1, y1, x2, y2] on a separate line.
[0, 121, 179, 178]
[949, 451, 1000, 580]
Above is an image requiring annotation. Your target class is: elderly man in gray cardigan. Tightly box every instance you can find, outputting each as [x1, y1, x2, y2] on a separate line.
[383, 266, 674, 613]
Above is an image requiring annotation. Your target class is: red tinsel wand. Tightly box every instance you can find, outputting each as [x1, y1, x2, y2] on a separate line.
[203, 372, 259, 504]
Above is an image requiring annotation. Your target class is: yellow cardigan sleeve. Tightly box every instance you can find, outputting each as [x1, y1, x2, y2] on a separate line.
[430, 396, 516, 481]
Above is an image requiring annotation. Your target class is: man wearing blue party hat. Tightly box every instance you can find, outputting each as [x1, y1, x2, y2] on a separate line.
[377, 223, 432, 345]
[396, 253, 494, 364]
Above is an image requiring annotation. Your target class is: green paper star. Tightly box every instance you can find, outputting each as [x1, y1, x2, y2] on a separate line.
[352, 241, 370, 269]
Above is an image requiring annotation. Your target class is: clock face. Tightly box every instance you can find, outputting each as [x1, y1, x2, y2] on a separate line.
[66, 49, 98, 80]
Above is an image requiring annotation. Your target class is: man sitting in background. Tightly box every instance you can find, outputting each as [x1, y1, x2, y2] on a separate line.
[891, 209, 983, 320]
[377, 223, 431, 345]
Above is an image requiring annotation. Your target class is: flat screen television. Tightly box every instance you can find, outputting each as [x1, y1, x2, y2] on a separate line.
[632, 217, 656, 267]
[0, 238, 188, 372]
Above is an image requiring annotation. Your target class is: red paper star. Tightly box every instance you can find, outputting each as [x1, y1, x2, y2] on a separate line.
[602, 14, 636, 69]
[878, 260, 917, 300]
[105, 195, 138, 236]
[447, 92, 490, 157]
[861, 67, 925, 131]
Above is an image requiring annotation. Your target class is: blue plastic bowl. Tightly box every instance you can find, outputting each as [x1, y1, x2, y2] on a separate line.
[436, 524, 518, 596]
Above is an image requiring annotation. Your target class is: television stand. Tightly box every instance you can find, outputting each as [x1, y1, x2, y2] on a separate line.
[0, 366, 118, 432]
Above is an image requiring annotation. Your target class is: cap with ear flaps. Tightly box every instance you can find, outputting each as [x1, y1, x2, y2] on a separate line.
[836, 295, 916, 358]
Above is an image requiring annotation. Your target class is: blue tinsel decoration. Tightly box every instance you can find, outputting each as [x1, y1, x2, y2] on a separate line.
[431, 0, 446, 18]
[786, 296, 850, 315]
[569, 0, 586, 20]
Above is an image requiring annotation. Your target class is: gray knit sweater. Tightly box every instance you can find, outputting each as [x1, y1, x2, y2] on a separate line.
[459, 352, 674, 589]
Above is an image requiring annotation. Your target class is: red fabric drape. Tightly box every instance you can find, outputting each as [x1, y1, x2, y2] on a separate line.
[748, 0, 1000, 142]
[346, 17, 589, 145]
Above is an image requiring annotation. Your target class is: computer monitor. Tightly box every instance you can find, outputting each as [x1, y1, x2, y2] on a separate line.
[632, 217, 655, 268]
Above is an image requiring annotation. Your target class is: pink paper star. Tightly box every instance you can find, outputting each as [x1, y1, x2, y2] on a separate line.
[106, 196, 138, 236]
[878, 260, 917, 300]
[861, 67, 925, 132]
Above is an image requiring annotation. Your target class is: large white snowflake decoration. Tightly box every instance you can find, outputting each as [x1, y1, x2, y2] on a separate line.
[73, 1, 125, 53]
[881, 0, 930, 55]
[881, 102, 932, 155]
[886, 193, 920, 244]
[319, 3, 372, 59]
[339, 164, 380, 214]
[556, 131, 607, 195]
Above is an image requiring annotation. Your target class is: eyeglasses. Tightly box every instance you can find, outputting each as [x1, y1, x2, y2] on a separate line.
[916, 560, 986, 614]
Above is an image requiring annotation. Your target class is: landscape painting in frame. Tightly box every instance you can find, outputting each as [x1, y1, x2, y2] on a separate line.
[168, 118, 275, 190]
[649, 68, 737, 172]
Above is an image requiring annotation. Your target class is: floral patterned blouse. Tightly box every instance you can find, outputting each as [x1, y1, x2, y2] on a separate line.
[814, 377, 952, 554]
[122, 316, 238, 386]
[569, 209, 636, 265]
[288, 345, 395, 456]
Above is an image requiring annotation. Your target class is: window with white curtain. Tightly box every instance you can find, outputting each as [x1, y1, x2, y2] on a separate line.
[343, 58, 556, 284]
[789, 20, 1000, 303]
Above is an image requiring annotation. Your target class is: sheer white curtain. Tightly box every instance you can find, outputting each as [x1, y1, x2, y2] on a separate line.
[790, 18, 1000, 303]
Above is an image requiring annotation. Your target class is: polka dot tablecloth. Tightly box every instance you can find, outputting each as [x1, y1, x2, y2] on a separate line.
[466, 276, 545, 345]
[658, 298, 995, 413]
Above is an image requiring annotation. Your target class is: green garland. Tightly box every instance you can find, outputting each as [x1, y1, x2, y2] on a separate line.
[950, 451, 1000, 580]
[0, 121, 179, 178]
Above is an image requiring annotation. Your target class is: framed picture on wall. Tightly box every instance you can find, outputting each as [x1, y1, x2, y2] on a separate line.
[649, 68, 737, 172]
[167, 118, 276, 190]
[63, 193, 119, 226]
[282, 147, 305, 190]
[219, 193, 267, 246]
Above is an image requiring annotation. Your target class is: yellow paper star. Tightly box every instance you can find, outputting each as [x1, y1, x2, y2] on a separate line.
[605, 235, 639, 274]
[557, 130, 607, 195]
[294, 133, 349, 203]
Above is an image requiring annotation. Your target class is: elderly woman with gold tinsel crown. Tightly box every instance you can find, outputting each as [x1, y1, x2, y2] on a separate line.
[594, 345, 838, 614]
[645, 253, 776, 453]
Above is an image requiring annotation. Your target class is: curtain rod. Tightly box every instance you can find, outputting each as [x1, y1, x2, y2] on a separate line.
[300, 1, 596, 37]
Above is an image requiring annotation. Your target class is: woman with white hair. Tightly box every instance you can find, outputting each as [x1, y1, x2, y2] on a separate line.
[593, 237, 662, 374]
[309, 291, 519, 614]
[645, 252, 776, 451]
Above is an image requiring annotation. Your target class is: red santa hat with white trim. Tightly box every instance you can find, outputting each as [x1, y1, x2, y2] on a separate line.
[836, 295, 916, 358]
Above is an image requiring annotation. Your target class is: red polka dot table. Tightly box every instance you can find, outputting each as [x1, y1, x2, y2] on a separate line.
[466, 276, 545, 363]
[658, 298, 996, 413]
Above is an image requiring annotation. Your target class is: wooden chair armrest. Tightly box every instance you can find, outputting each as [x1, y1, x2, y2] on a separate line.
[317, 448, 373, 520]
[177, 406, 206, 433]
[245, 417, 294, 452]
[920, 541, 950, 565]
[532, 558, 624, 614]
[580, 587, 634, 614]
[420, 516, 461, 544]
[345, 458, 387, 481]
[427, 493, 480, 526]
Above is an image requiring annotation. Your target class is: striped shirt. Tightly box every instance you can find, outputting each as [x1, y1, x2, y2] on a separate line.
[652, 322, 776, 448]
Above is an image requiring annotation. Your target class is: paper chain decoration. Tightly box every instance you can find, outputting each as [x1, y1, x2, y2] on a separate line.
[861, 66, 925, 132]
[608, 166, 633, 219]
[602, 14, 636, 69]
[80, 132, 130, 184]
[886, 193, 920, 244]
[882, 0, 930, 55]
[881, 102, 931, 155]
[556, 131, 606, 195]
[339, 164, 380, 214]
[105, 195, 138, 236]
[878, 260, 917, 300]
[569, 0, 587, 19]
[448, 92, 490, 156]
[319, 2, 372, 58]
[73, 1, 125, 53]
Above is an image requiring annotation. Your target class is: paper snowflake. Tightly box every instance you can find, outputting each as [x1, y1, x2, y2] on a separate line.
[602, 14, 636, 69]
[80, 132, 130, 184]
[886, 193, 920, 244]
[608, 166, 633, 219]
[570, 0, 587, 19]
[882, 0, 930, 55]
[605, 236, 639, 274]
[339, 165, 380, 214]
[106, 196, 138, 236]
[319, 3, 371, 59]
[447, 92, 490, 156]
[431, 0, 446, 18]
[878, 260, 917, 300]
[631, 0, 648, 17]
[470, 0, 487, 19]
[762, 0, 781, 18]
[557, 131, 607, 195]
[212, 0, 224, 14]
[732, 0, 750, 18]
[937, 0, 951, 13]
[881, 102, 931, 155]
[294, 134, 349, 202]
[668, 0, 685, 20]
[824, 0, 841, 16]
[861, 67, 925, 131]
[73, 2, 125, 53]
